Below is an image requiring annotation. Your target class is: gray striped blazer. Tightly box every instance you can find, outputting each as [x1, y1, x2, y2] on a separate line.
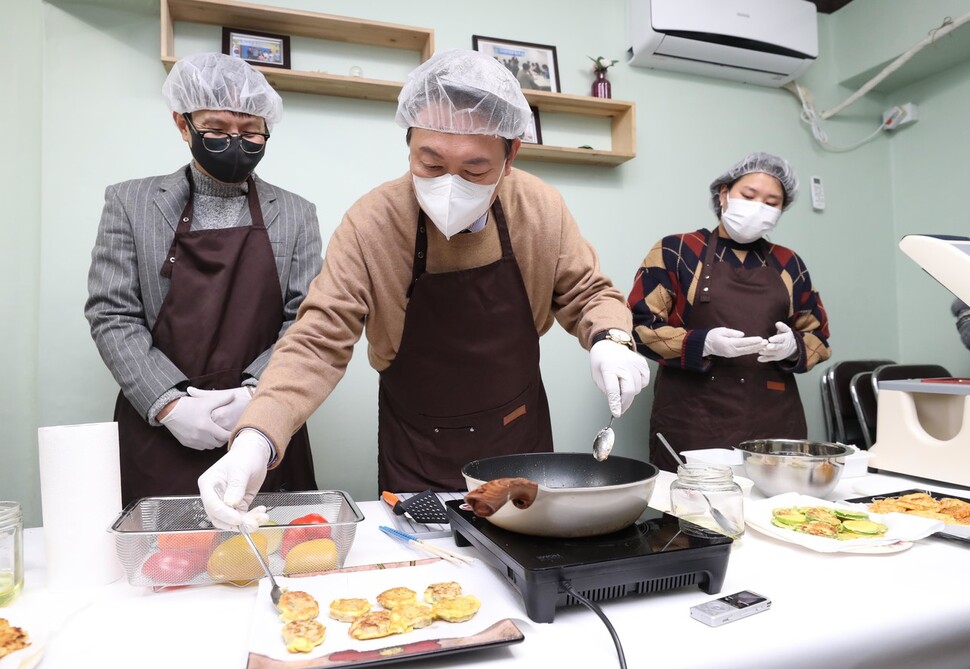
[84, 166, 323, 419]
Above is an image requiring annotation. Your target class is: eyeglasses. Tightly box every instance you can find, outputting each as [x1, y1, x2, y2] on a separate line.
[183, 114, 270, 154]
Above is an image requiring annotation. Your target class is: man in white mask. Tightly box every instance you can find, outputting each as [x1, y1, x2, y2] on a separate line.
[627, 152, 831, 472]
[197, 49, 650, 530]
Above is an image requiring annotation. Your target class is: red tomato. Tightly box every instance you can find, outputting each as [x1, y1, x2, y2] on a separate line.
[141, 549, 207, 584]
[281, 513, 331, 557]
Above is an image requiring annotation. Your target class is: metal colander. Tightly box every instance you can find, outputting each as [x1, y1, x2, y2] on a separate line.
[109, 490, 363, 588]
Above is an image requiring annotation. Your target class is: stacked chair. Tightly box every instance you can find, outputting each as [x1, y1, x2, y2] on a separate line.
[820, 360, 953, 450]
[819, 360, 894, 448]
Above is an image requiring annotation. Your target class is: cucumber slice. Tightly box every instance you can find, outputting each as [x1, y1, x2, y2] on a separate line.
[842, 519, 889, 535]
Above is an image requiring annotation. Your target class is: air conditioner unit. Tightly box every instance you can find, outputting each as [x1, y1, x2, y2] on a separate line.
[627, 0, 818, 87]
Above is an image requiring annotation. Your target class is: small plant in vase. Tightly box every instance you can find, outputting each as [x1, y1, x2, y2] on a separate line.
[589, 56, 618, 99]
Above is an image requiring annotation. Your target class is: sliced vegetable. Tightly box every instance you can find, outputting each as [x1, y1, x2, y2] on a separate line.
[770, 505, 889, 540]
[841, 519, 889, 535]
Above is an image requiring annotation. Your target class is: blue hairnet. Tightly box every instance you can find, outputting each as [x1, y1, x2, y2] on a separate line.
[395, 49, 532, 139]
[709, 152, 799, 218]
[162, 53, 283, 131]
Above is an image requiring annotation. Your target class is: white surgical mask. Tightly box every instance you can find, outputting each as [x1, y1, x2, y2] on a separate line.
[721, 196, 782, 243]
[412, 172, 500, 240]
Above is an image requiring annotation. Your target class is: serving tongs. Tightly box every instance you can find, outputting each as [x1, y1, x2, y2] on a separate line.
[238, 523, 285, 608]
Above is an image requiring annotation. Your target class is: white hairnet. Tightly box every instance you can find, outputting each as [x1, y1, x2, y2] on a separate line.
[395, 49, 532, 139]
[709, 152, 799, 218]
[162, 53, 283, 130]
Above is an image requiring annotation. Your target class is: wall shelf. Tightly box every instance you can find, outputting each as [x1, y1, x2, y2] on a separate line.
[161, 0, 434, 103]
[521, 90, 637, 166]
[160, 0, 636, 166]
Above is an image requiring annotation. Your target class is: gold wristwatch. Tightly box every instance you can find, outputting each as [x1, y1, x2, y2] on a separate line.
[592, 328, 635, 351]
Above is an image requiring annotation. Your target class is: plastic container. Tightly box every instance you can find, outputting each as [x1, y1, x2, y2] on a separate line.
[109, 490, 363, 588]
[670, 464, 744, 539]
[0, 501, 24, 606]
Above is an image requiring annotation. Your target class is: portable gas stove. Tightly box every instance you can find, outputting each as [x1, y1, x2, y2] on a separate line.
[446, 500, 732, 623]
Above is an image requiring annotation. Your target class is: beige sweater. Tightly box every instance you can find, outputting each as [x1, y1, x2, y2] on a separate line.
[239, 168, 632, 461]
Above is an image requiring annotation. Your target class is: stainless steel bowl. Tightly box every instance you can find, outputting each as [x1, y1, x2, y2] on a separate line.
[735, 439, 853, 498]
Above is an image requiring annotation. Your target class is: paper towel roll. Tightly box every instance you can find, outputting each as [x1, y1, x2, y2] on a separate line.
[38, 421, 124, 588]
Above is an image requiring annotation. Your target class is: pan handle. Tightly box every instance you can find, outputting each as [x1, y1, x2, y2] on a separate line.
[464, 478, 539, 517]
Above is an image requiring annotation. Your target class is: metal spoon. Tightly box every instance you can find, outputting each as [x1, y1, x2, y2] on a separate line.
[657, 433, 742, 537]
[239, 523, 285, 608]
[592, 415, 616, 461]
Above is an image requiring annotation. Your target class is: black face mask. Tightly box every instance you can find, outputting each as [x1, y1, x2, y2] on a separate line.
[185, 118, 266, 184]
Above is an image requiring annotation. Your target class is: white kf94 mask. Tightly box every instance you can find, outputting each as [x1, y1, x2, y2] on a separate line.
[721, 196, 782, 243]
[413, 172, 500, 239]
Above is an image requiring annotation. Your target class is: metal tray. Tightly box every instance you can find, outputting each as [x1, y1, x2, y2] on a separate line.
[843, 488, 970, 545]
[109, 490, 364, 587]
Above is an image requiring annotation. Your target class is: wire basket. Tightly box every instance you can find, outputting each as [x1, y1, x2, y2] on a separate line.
[109, 490, 363, 588]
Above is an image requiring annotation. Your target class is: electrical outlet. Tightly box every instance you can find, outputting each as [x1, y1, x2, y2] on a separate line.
[883, 103, 919, 130]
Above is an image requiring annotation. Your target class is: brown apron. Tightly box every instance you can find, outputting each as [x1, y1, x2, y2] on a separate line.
[648, 231, 806, 472]
[114, 167, 315, 506]
[377, 198, 553, 492]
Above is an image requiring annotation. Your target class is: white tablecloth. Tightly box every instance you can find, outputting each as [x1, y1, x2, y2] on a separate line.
[3, 471, 970, 669]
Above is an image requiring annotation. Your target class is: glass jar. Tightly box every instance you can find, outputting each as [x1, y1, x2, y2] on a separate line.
[0, 501, 24, 606]
[670, 464, 744, 539]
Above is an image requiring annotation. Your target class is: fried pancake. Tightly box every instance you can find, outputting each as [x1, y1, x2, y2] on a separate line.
[281, 619, 326, 653]
[276, 590, 320, 622]
[795, 521, 839, 537]
[432, 594, 481, 622]
[424, 581, 462, 604]
[802, 507, 840, 525]
[349, 610, 396, 640]
[0, 618, 30, 659]
[328, 597, 372, 622]
[389, 601, 434, 633]
[376, 586, 417, 610]
[869, 493, 970, 525]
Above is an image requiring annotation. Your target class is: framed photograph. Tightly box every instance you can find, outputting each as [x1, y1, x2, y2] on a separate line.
[222, 27, 290, 69]
[472, 35, 560, 93]
[522, 106, 543, 144]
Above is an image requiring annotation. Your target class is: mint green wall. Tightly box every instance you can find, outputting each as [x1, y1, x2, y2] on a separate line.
[1, 2, 43, 523]
[8, 0, 968, 526]
[888, 62, 970, 377]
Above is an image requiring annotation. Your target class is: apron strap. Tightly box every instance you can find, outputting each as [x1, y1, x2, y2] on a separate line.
[161, 168, 260, 278]
[697, 229, 719, 304]
[406, 196, 511, 298]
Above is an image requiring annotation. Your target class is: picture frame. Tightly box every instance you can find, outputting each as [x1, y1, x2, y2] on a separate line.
[522, 106, 543, 144]
[472, 35, 560, 93]
[222, 27, 290, 69]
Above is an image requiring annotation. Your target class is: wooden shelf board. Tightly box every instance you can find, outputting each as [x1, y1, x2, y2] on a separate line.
[161, 56, 403, 102]
[517, 143, 634, 167]
[166, 0, 433, 56]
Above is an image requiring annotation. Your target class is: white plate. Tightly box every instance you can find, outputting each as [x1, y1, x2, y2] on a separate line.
[744, 492, 946, 554]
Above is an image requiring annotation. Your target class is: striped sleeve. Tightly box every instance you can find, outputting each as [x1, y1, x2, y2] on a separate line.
[627, 231, 712, 372]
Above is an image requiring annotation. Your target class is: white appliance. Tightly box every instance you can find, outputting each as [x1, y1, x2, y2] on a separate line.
[865, 234, 970, 488]
[626, 0, 818, 87]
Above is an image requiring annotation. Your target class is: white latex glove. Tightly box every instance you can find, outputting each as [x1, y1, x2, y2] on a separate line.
[589, 340, 651, 417]
[702, 327, 767, 358]
[198, 429, 272, 531]
[187, 386, 253, 432]
[159, 389, 233, 450]
[758, 321, 799, 363]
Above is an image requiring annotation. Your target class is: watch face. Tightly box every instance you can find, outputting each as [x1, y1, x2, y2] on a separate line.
[609, 329, 632, 343]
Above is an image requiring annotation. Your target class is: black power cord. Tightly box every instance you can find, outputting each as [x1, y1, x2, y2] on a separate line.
[561, 581, 627, 669]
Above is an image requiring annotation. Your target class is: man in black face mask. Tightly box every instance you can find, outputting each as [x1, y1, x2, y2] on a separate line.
[85, 52, 322, 505]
